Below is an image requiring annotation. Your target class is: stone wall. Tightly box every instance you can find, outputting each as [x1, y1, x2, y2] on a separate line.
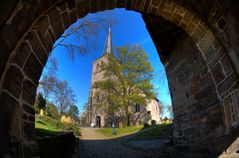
[0, 0, 238, 157]
[166, 32, 223, 150]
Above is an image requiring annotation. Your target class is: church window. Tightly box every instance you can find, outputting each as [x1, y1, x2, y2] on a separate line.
[96, 63, 100, 71]
[135, 104, 140, 112]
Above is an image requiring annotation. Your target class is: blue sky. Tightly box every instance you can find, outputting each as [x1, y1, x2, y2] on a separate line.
[43, 8, 172, 113]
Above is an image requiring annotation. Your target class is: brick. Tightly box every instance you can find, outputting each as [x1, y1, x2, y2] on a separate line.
[0, 38, 11, 79]
[29, 116, 35, 122]
[42, 32, 53, 53]
[173, 4, 186, 17]
[221, 55, 234, 76]
[3, 66, 23, 98]
[171, 14, 183, 25]
[192, 16, 200, 26]
[78, 0, 90, 17]
[204, 45, 220, 68]
[61, 12, 71, 29]
[23, 104, 35, 115]
[25, 31, 48, 66]
[186, 22, 196, 35]
[126, 0, 134, 10]
[12, 42, 31, 68]
[156, 0, 165, 15]
[195, 85, 213, 100]
[22, 141, 39, 158]
[0, 92, 21, 141]
[142, 0, 151, 13]
[33, 16, 54, 52]
[150, 7, 158, 15]
[56, 1, 68, 12]
[47, 8, 65, 39]
[0, 24, 19, 77]
[179, 21, 187, 30]
[23, 53, 43, 85]
[161, 11, 171, 20]
[206, 108, 224, 129]
[184, 127, 195, 135]
[151, 0, 161, 7]
[22, 113, 28, 120]
[211, 63, 226, 84]
[164, 0, 173, 13]
[107, 0, 117, 10]
[33, 15, 49, 39]
[36, 0, 55, 12]
[89, 0, 99, 13]
[217, 73, 238, 96]
[191, 24, 207, 43]
[11, 9, 33, 37]
[69, 9, 77, 24]
[22, 80, 37, 105]
[23, 122, 35, 141]
[117, 0, 127, 8]
[67, 0, 76, 10]
[183, 11, 193, 23]
[133, 0, 143, 12]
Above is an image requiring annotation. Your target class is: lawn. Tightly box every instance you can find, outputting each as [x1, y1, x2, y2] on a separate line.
[130, 123, 173, 140]
[35, 115, 80, 137]
[97, 125, 144, 137]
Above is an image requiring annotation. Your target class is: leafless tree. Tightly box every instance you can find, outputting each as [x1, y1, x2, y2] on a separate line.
[54, 80, 76, 115]
[51, 13, 116, 60]
[38, 57, 58, 100]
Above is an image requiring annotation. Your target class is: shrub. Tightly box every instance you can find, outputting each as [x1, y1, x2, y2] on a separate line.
[144, 123, 149, 128]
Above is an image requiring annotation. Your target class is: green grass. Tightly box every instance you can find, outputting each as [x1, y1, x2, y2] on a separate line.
[35, 115, 80, 137]
[35, 115, 62, 132]
[130, 123, 173, 140]
[97, 126, 144, 137]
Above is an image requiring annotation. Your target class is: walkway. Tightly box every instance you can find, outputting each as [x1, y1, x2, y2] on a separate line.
[78, 127, 162, 158]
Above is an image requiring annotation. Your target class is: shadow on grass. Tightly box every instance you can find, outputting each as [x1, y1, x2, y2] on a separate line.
[35, 128, 65, 138]
[130, 123, 173, 141]
[35, 120, 47, 126]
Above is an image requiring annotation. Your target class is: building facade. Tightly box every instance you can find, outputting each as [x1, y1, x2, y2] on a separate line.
[88, 28, 160, 127]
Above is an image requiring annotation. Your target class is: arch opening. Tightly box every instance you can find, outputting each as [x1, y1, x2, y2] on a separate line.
[0, 0, 239, 157]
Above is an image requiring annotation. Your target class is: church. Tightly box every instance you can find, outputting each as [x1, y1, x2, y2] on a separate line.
[87, 28, 161, 127]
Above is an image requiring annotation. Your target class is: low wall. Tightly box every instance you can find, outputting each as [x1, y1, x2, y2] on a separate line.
[37, 132, 76, 158]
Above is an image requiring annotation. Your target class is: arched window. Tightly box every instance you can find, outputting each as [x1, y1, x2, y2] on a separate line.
[135, 104, 140, 112]
[96, 63, 99, 71]
[97, 95, 100, 102]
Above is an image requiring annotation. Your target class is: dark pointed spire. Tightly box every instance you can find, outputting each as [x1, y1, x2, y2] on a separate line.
[103, 27, 114, 54]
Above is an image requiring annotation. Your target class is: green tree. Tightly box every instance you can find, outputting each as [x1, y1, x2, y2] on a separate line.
[46, 102, 59, 119]
[34, 93, 46, 113]
[94, 44, 155, 126]
[67, 105, 79, 120]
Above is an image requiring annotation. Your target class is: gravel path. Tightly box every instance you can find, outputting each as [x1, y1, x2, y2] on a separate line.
[77, 127, 225, 158]
[78, 127, 163, 158]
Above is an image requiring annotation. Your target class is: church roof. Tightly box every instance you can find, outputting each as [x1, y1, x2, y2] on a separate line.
[103, 27, 114, 55]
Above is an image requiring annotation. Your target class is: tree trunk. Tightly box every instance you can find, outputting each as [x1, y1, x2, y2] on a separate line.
[127, 114, 131, 126]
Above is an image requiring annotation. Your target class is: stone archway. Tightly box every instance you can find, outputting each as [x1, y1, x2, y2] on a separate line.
[0, 0, 239, 157]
